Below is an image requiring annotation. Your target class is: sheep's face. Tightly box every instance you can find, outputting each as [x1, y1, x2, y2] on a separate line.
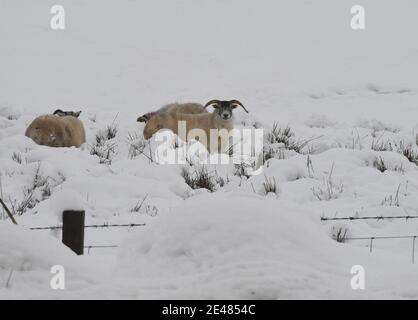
[204, 100, 249, 120]
[213, 101, 234, 120]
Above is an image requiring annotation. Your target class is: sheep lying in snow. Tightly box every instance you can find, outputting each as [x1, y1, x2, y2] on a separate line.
[25, 110, 86, 148]
[143, 100, 248, 153]
[137, 102, 207, 123]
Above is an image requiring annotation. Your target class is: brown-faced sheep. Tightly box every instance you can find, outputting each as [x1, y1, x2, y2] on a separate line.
[25, 111, 86, 148]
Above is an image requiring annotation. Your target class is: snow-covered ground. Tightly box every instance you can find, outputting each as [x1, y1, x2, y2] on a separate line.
[1, 0, 418, 299]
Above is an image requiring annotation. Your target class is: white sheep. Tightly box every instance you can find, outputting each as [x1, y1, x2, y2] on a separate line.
[143, 100, 248, 153]
[137, 102, 207, 123]
[25, 110, 86, 148]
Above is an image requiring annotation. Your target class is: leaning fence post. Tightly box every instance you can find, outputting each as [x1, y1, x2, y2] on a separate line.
[62, 210, 85, 255]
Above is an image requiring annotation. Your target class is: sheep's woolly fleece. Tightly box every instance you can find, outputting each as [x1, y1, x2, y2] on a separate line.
[1, 0, 418, 299]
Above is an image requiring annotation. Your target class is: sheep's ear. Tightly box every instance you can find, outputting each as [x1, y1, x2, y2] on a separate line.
[74, 111, 82, 118]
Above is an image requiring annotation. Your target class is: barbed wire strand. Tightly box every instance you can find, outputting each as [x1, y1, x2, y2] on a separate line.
[29, 223, 146, 230]
[321, 215, 418, 221]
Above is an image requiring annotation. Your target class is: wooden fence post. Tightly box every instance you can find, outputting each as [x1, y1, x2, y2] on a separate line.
[62, 210, 85, 255]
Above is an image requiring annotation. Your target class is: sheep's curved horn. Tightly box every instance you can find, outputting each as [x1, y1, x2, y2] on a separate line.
[230, 100, 249, 113]
[204, 100, 221, 109]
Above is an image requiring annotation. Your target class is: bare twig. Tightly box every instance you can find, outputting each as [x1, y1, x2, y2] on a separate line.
[131, 194, 149, 213]
[0, 198, 18, 225]
[5, 269, 13, 289]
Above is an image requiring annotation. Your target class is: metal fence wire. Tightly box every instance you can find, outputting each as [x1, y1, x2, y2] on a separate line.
[28, 211, 146, 255]
[29, 222, 146, 230]
[321, 214, 418, 264]
[321, 215, 418, 221]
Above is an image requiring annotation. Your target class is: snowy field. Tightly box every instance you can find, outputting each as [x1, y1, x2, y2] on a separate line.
[1, 0, 418, 299]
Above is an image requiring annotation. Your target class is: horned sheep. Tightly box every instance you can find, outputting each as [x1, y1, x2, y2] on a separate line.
[142, 100, 248, 153]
